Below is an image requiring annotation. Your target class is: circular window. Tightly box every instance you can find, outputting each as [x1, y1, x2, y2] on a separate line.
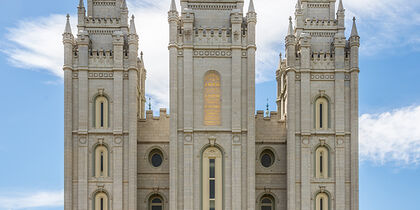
[149, 149, 163, 168]
[260, 149, 275, 168]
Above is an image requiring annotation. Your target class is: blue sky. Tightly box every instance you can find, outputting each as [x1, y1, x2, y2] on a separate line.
[0, 0, 419, 209]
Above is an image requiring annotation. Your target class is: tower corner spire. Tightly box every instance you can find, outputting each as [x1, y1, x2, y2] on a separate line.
[122, 0, 128, 10]
[79, 0, 84, 8]
[287, 16, 294, 36]
[248, 0, 255, 13]
[170, 0, 177, 12]
[338, 0, 345, 12]
[130, 15, 137, 35]
[64, 14, 72, 34]
[351, 17, 359, 37]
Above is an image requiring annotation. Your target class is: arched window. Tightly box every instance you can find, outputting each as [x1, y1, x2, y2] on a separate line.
[94, 192, 108, 210]
[315, 146, 329, 179]
[95, 96, 109, 128]
[315, 192, 329, 210]
[260, 195, 275, 210]
[204, 71, 221, 126]
[202, 147, 223, 210]
[95, 145, 108, 177]
[149, 195, 163, 210]
[315, 97, 329, 129]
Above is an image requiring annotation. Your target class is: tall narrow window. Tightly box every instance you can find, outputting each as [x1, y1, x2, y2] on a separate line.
[315, 193, 329, 210]
[95, 96, 109, 128]
[315, 146, 329, 178]
[149, 195, 163, 210]
[260, 195, 274, 210]
[94, 192, 108, 210]
[95, 145, 108, 177]
[315, 97, 329, 129]
[204, 71, 221, 126]
[203, 147, 222, 210]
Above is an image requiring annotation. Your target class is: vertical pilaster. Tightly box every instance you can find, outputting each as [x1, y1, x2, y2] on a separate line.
[299, 34, 311, 210]
[112, 31, 124, 210]
[231, 11, 243, 210]
[77, 31, 89, 210]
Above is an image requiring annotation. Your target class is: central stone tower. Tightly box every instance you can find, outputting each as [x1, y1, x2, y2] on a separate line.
[168, 0, 257, 209]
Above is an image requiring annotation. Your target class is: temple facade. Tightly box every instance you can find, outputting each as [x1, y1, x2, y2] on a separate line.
[63, 0, 360, 210]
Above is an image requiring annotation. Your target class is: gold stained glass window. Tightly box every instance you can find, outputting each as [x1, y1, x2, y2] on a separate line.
[204, 71, 221, 126]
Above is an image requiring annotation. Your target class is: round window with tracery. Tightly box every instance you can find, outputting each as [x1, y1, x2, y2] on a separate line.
[149, 149, 163, 168]
[260, 149, 275, 168]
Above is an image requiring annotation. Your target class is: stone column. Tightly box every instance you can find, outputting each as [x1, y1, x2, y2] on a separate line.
[168, 9, 179, 210]
[128, 30, 139, 210]
[63, 29, 74, 210]
[246, 10, 257, 210]
[285, 31, 296, 210]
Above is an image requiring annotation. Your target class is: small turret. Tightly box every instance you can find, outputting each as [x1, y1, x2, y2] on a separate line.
[122, 0, 127, 10]
[349, 17, 360, 70]
[63, 14, 74, 70]
[129, 15, 137, 35]
[285, 17, 296, 68]
[295, 0, 301, 10]
[337, 0, 345, 28]
[77, 0, 86, 28]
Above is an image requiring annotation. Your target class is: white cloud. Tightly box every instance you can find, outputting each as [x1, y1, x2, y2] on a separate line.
[2, 0, 420, 108]
[360, 105, 420, 165]
[2, 14, 72, 78]
[0, 190, 63, 210]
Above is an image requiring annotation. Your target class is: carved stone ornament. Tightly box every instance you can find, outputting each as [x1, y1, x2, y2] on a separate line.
[209, 136, 216, 146]
[233, 135, 240, 143]
[185, 135, 192, 142]
[79, 137, 87, 144]
[114, 137, 122, 145]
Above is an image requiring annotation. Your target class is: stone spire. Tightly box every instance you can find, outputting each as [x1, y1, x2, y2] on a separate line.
[248, 0, 255, 13]
[288, 16, 294, 36]
[130, 15, 137, 35]
[296, 0, 301, 10]
[170, 0, 177, 12]
[79, 0, 84, 8]
[351, 17, 359, 37]
[338, 0, 344, 12]
[64, 14, 72, 34]
[122, 0, 127, 9]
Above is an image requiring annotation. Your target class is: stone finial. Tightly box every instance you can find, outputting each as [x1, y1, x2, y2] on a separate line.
[296, 0, 302, 10]
[121, 0, 127, 9]
[79, 0, 84, 8]
[64, 14, 72, 34]
[338, 0, 344, 12]
[130, 15, 137, 35]
[248, 0, 255, 13]
[351, 17, 359, 37]
[170, 0, 177, 12]
[287, 16, 294, 36]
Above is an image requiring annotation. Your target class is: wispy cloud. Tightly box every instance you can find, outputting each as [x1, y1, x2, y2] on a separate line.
[0, 190, 63, 210]
[360, 105, 420, 165]
[2, 0, 419, 108]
